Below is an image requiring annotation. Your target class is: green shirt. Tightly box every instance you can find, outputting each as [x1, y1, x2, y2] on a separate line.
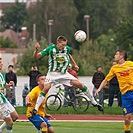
[41, 44, 71, 73]
[0, 72, 7, 104]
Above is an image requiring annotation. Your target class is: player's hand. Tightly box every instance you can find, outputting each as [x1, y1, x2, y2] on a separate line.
[9, 81, 14, 86]
[35, 42, 40, 51]
[95, 89, 100, 96]
[26, 102, 33, 107]
[45, 114, 53, 120]
[74, 64, 79, 71]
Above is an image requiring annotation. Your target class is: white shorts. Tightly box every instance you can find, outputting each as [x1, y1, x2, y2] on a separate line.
[45, 71, 78, 86]
[0, 101, 15, 119]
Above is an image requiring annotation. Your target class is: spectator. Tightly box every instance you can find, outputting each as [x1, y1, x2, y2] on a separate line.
[108, 61, 122, 107]
[63, 64, 78, 107]
[92, 66, 105, 106]
[22, 83, 30, 107]
[27, 65, 41, 91]
[5, 65, 17, 106]
[6, 86, 15, 105]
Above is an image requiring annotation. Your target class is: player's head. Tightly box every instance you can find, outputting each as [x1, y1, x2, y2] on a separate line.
[56, 36, 67, 50]
[96, 66, 102, 72]
[36, 74, 45, 87]
[114, 50, 127, 62]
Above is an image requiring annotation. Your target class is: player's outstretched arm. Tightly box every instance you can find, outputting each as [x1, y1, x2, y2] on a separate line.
[69, 54, 79, 71]
[33, 42, 42, 59]
[26, 95, 33, 107]
[95, 79, 107, 96]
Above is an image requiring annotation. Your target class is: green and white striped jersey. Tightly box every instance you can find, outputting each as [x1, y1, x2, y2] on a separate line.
[0, 72, 7, 104]
[41, 44, 71, 73]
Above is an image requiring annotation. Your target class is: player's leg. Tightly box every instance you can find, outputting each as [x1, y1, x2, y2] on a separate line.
[43, 117, 54, 133]
[124, 113, 131, 133]
[4, 117, 13, 133]
[28, 114, 48, 133]
[122, 91, 133, 133]
[48, 126, 54, 133]
[71, 79, 103, 111]
[33, 83, 51, 112]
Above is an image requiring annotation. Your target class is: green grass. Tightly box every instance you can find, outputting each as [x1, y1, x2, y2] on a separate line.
[15, 103, 123, 115]
[1, 121, 132, 133]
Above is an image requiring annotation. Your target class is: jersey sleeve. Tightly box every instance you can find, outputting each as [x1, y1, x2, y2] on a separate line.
[105, 67, 115, 82]
[27, 89, 36, 101]
[66, 45, 71, 54]
[41, 45, 52, 57]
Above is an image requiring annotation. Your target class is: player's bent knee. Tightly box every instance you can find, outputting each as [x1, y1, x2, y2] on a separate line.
[7, 121, 13, 127]
[41, 122, 47, 128]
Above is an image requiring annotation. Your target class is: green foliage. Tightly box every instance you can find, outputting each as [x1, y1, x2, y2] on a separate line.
[27, 0, 78, 44]
[1, 1, 28, 32]
[115, 16, 133, 60]
[0, 36, 17, 48]
[72, 40, 108, 75]
[74, 0, 133, 40]
[17, 38, 48, 75]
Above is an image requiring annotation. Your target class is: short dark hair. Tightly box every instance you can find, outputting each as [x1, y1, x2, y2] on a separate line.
[56, 36, 67, 43]
[8, 65, 13, 68]
[32, 64, 37, 69]
[117, 50, 127, 61]
[96, 66, 102, 70]
[36, 74, 43, 82]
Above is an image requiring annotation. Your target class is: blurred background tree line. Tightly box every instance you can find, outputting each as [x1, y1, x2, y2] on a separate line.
[0, 0, 133, 76]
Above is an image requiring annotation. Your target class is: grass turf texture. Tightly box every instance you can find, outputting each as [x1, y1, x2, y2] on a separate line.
[15, 103, 123, 115]
[0, 121, 132, 133]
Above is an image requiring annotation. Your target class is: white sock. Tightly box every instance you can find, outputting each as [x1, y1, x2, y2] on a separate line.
[35, 94, 45, 111]
[0, 122, 6, 130]
[84, 89, 97, 105]
[6, 129, 13, 133]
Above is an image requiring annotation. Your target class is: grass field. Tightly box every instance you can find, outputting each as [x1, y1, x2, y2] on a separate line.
[15, 103, 123, 115]
[1, 121, 132, 133]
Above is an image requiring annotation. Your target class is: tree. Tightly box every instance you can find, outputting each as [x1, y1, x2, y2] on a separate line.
[74, 0, 133, 40]
[0, 36, 17, 48]
[17, 37, 48, 75]
[0, 1, 28, 32]
[114, 16, 133, 60]
[27, 0, 78, 46]
[72, 40, 108, 76]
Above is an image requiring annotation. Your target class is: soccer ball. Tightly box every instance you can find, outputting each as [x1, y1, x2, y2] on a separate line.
[74, 30, 86, 42]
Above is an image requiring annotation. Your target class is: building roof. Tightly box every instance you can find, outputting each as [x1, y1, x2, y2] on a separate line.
[0, 29, 20, 44]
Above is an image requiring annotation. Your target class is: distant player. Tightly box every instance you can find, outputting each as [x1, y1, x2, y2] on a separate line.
[0, 55, 18, 133]
[26, 74, 54, 133]
[95, 50, 133, 133]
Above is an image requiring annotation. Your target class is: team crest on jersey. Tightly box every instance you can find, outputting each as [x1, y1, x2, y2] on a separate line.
[118, 70, 129, 76]
[55, 53, 66, 63]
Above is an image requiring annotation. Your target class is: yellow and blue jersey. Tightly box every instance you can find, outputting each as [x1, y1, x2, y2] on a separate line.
[105, 61, 133, 94]
[26, 86, 48, 117]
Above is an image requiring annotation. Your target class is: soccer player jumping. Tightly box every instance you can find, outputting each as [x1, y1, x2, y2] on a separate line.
[30, 36, 103, 115]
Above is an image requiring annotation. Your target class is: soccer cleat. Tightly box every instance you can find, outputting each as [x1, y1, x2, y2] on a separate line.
[93, 103, 104, 112]
[30, 109, 37, 116]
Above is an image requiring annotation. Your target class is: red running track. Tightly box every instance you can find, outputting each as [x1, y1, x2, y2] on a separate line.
[17, 114, 131, 121]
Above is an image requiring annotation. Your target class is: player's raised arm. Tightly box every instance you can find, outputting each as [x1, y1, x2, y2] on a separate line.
[69, 54, 79, 71]
[33, 42, 42, 59]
